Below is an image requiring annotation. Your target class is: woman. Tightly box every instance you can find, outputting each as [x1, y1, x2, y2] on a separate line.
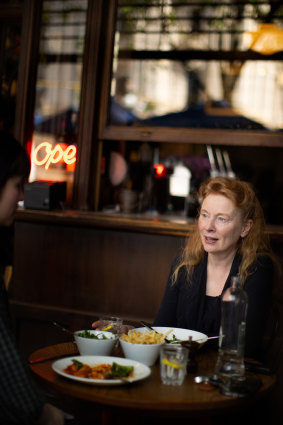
[0, 131, 65, 425]
[154, 176, 276, 358]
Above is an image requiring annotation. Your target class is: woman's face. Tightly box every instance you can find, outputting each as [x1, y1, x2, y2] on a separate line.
[0, 176, 24, 226]
[198, 194, 252, 258]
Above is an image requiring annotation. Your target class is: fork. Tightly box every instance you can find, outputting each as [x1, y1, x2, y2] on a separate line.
[140, 321, 172, 343]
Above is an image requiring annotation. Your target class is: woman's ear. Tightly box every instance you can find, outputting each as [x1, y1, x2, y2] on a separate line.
[241, 219, 253, 238]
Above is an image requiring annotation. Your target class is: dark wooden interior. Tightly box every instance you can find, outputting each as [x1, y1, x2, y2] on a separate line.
[1, 1, 283, 423]
[10, 210, 283, 357]
[8, 208, 283, 423]
[10, 210, 184, 357]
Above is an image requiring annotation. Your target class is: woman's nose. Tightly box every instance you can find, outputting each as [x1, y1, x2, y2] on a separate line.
[205, 217, 215, 231]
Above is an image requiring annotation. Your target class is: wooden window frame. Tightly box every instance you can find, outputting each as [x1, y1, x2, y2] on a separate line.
[12, 0, 283, 212]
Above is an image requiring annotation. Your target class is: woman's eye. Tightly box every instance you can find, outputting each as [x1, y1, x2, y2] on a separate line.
[217, 216, 228, 223]
[200, 212, 208, 219]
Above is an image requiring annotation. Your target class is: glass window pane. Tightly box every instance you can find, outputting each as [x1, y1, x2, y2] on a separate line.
[0, 21, 21, 132]
[110, 1, 283, 131]
[31, 0, 88, 204]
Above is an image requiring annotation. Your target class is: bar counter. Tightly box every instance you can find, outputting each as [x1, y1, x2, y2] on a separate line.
[15, 208, 196, 236]
[15, 208, 283, 237]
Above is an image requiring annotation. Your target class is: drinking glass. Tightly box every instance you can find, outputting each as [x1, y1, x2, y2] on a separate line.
[99, 316, 123, 335]
[160, 344, 188, 386]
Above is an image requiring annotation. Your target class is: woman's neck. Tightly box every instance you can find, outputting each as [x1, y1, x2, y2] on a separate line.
[206, 250, 237, 297]
[207, 248, 237, 270]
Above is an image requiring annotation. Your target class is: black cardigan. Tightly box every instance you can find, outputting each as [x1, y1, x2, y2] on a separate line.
[154, 253, 274, 358]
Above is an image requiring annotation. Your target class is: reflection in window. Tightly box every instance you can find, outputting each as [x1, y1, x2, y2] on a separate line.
[31, 0, 88, 204]
[111, 1, 283, 131]
[0, 21, 21, 132]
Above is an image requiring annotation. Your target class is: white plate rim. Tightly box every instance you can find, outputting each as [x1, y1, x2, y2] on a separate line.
[133, 326, 208, 343]
[52, 355, 151, 386]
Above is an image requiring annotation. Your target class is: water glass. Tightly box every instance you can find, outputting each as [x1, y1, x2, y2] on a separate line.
[160, 344, 188, 386]
[99, 316, 123, 335]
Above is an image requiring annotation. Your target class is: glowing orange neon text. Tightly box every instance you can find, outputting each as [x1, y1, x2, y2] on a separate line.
[33, 142, 77, 170]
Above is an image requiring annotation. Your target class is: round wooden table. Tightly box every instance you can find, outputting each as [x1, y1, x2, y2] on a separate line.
[29, 342, 275, 424]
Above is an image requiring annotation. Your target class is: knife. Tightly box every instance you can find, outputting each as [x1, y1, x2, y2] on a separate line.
[244, 361, 272, 375]
[29, 353, 77, 364]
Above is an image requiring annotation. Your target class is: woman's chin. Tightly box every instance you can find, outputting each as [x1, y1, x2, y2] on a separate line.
[202, 242, 218, 252]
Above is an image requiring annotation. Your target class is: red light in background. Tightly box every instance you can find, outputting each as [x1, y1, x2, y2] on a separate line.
[26, 139, 33, 157]
[154, 164, 166, 177]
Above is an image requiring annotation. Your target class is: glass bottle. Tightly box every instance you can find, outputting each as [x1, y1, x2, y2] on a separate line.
[215, 275, 248, 383]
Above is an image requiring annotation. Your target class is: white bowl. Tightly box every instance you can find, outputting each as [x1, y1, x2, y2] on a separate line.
[74, 330, 117, 356]
[119, 335, 164, 367]
[134, 327, 208, 347]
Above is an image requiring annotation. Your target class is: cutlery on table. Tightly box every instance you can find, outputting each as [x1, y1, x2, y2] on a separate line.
[140, 321, 219, 344]
[177, 335, 219, 344]
[52, 321, 74, 336]
[29, 354, 72, 364]
[140, 321, 172, 343]
[30, 322, 77, 363]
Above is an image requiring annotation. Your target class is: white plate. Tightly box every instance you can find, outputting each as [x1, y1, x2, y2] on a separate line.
[52, 355, 151, 386]
[134, 327, 208, 346]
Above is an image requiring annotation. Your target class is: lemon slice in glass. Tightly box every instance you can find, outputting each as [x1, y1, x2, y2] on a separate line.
[101, 325, 112, 331]
[162, 359, 183, 369]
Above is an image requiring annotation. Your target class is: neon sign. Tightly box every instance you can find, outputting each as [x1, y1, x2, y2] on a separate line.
[33, 142, 77, 170]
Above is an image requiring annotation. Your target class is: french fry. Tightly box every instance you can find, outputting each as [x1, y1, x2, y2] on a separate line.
[121, 329, 172, 344]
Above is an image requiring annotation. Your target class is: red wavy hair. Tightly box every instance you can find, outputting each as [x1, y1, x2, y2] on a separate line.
[173, 176, 275, 284]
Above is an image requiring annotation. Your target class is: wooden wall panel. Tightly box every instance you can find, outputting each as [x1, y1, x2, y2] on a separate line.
[10, 221, 184, 357]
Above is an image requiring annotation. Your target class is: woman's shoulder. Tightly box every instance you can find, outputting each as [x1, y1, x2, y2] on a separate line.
[253, 254, 274, 271]
[237, 251, 274, 271]
[169, 253, 207, 289]
[245, 254, 275, 286]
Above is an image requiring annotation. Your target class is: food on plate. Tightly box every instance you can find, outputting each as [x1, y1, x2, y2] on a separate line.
[121, 329, 171, 344]
[167, 334, 198, 345]
[63, 359, 134, 379]
[168, 334, 183, 344]
[77, 330, 116, 340]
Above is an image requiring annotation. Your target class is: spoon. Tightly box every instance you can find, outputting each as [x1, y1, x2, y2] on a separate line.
[140, 321, 219, 344]
[52, 321, 74, 336]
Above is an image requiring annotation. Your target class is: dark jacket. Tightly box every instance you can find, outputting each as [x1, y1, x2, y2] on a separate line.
[0, 276, 45, 425]
[154, 253, 274, 358]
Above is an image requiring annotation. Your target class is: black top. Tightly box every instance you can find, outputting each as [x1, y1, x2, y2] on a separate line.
[154, 253, 274, 358]
[0, 276, 45, 424]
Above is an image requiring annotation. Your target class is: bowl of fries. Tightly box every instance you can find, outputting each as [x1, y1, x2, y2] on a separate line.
[74, 330, 118, 356]
[119, 329, 166, 366]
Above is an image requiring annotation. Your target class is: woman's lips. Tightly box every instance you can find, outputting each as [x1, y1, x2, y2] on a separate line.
[204, 236, 218, 244]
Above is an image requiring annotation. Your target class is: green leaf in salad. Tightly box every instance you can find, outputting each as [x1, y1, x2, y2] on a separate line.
[168, 334, 182, 344]
[110, 362, 134, 378]
[77, 330, 115, 339]
[71, 359, 84, 370]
